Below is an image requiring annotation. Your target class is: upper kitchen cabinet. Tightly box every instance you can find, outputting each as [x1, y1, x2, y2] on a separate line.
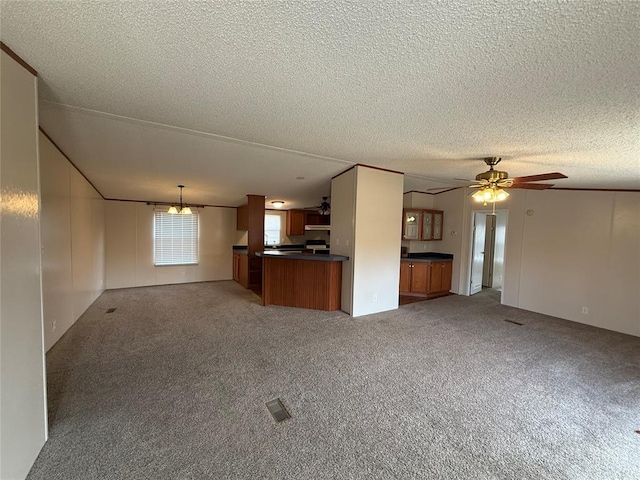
[237, 204, 249, 230]
[403, 209, 444, 241]
[402, 210, 421, 240]
[286, 210, 330, 236]
[286, 209, 306, 236]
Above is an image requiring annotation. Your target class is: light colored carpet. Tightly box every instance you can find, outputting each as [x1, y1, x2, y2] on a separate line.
[28, 281, 640, 479]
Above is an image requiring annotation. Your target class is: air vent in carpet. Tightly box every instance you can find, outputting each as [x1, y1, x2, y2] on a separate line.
[266, 398, 290, 422]
[504, 319, 523, 325]
[105, 308, 117, 314]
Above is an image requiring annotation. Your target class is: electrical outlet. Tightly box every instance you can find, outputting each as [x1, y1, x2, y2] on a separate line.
[52, 320, 57, 332]
[373, 294, 378, 303]
[181, 271, 186, 277]
[582, 307, 589, 315]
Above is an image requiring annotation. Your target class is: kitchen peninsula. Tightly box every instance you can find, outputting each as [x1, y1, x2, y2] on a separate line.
[257, 251, 348, 311]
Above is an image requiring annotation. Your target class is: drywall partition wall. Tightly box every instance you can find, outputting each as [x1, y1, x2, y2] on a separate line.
[351, 166, 404, 316]
[432, 188, 468, 294]
[105, 201, 242, 288]
[39, 132, 106, 350]
[503, 189, 640, 337]
[330, 168, 357, 314]
[0, 47, 47, 480]
[333, 166, 403, 316]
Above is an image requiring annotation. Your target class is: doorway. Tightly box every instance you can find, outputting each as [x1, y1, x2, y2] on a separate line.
[470, 210, 507, 296]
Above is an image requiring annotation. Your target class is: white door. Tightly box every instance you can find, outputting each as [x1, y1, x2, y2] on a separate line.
[470, 212, 486, 295]
[482, 215, 496, 287]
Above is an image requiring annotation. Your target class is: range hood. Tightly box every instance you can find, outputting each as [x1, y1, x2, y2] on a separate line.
[305, 225, 331, 231]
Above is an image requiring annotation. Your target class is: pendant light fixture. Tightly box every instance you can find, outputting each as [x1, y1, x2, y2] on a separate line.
[168, 184, 192, 215]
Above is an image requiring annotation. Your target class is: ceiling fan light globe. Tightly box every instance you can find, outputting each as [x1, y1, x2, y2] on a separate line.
[495, 189, 509, 201]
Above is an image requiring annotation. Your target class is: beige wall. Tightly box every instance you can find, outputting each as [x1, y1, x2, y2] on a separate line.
[0, 49, 47, 480]
[40, 132, 105, 351]
[105, 201, 242, 288]
[502, 189, 639, 337]
[351, 167, 404, 316]
[430, 187, 639, 336]
[333, 166, 404, 316]
[331, 168, 357, 314]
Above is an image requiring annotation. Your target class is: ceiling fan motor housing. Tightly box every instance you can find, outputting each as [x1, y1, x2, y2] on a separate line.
[476, 170, 509, 182]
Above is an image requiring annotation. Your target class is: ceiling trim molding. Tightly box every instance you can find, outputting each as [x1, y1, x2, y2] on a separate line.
[104, 197, 238, 209]
[0, 41, 37, 76]
[41, 101, 355, 167]
[331, 163, 404, 181]
[404, 187, 463, 196]
[39, 127, 106, 199]
[549, 187, 640, 193]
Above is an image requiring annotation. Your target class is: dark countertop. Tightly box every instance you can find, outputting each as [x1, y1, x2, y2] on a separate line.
[402, 252, 453, 262]
[257, 251, 348, 262]
[233, 244, 308, 252]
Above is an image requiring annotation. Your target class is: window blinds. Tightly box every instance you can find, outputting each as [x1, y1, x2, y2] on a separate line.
[154, 211, 199, 266]
[264, 213, 281, 245]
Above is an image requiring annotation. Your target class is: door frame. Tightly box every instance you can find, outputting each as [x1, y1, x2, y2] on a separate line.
[464, 208, 509, 300]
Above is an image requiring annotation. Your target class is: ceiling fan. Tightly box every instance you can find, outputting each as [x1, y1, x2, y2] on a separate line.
[431, 157, 568, 204]
[304, 196, 331, 215]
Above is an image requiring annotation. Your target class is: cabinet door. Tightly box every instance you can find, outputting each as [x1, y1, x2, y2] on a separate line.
[286, 210, 305, 236]
[237, 205, 249, 231]
[403, 210, 421, 240]
[411, 262, 429, 293]
[441, 261, 452, 293]
[399, 261, 412, 293]
[431, 262, 443, 293]
[421, 211, 433, 240]
[433, 211, 443, 240]
[233, 254, 240, 281]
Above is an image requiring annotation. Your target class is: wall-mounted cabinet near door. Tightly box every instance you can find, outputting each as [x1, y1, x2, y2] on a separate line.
[402, 209, 444, 241]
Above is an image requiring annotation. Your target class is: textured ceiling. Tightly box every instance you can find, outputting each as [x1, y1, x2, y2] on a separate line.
[2, 0, 639, 207]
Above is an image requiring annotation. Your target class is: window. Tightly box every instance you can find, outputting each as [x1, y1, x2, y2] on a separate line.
[264, 213, 281, 245]
[154, 211, 199, 266]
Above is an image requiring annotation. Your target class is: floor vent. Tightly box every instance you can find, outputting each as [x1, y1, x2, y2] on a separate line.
[105, 308, 117, 314]
[504, 319, 523, 326]
[266, 398, 290, 422]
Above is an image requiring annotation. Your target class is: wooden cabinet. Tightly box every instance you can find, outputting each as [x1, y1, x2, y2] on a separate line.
[233, 253, 240, 281]
[402, 209, 444, 241]
[402, 210, 421, 240]
[286, 209, 306, 236]
[236, 204, 248, 230]
[399, 260, 451, 299]
[286, 210, 330, 236]
[427, 261, 452, 296]
[233, 252, 249, 288]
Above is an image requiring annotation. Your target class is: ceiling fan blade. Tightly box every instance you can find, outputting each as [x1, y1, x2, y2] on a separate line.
[511, 172, 567, 183]
[509, 183, 555, 190]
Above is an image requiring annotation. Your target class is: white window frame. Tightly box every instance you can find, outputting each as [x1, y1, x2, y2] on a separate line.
[264, 213, 282, 245]
[153, 210, 199, 266]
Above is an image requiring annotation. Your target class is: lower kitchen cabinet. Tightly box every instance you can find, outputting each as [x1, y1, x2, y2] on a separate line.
[399, 260, 452, 299]
[233, 252, 249, 288]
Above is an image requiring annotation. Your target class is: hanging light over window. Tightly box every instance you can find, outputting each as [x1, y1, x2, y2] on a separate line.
[168, 184, 192, 214]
